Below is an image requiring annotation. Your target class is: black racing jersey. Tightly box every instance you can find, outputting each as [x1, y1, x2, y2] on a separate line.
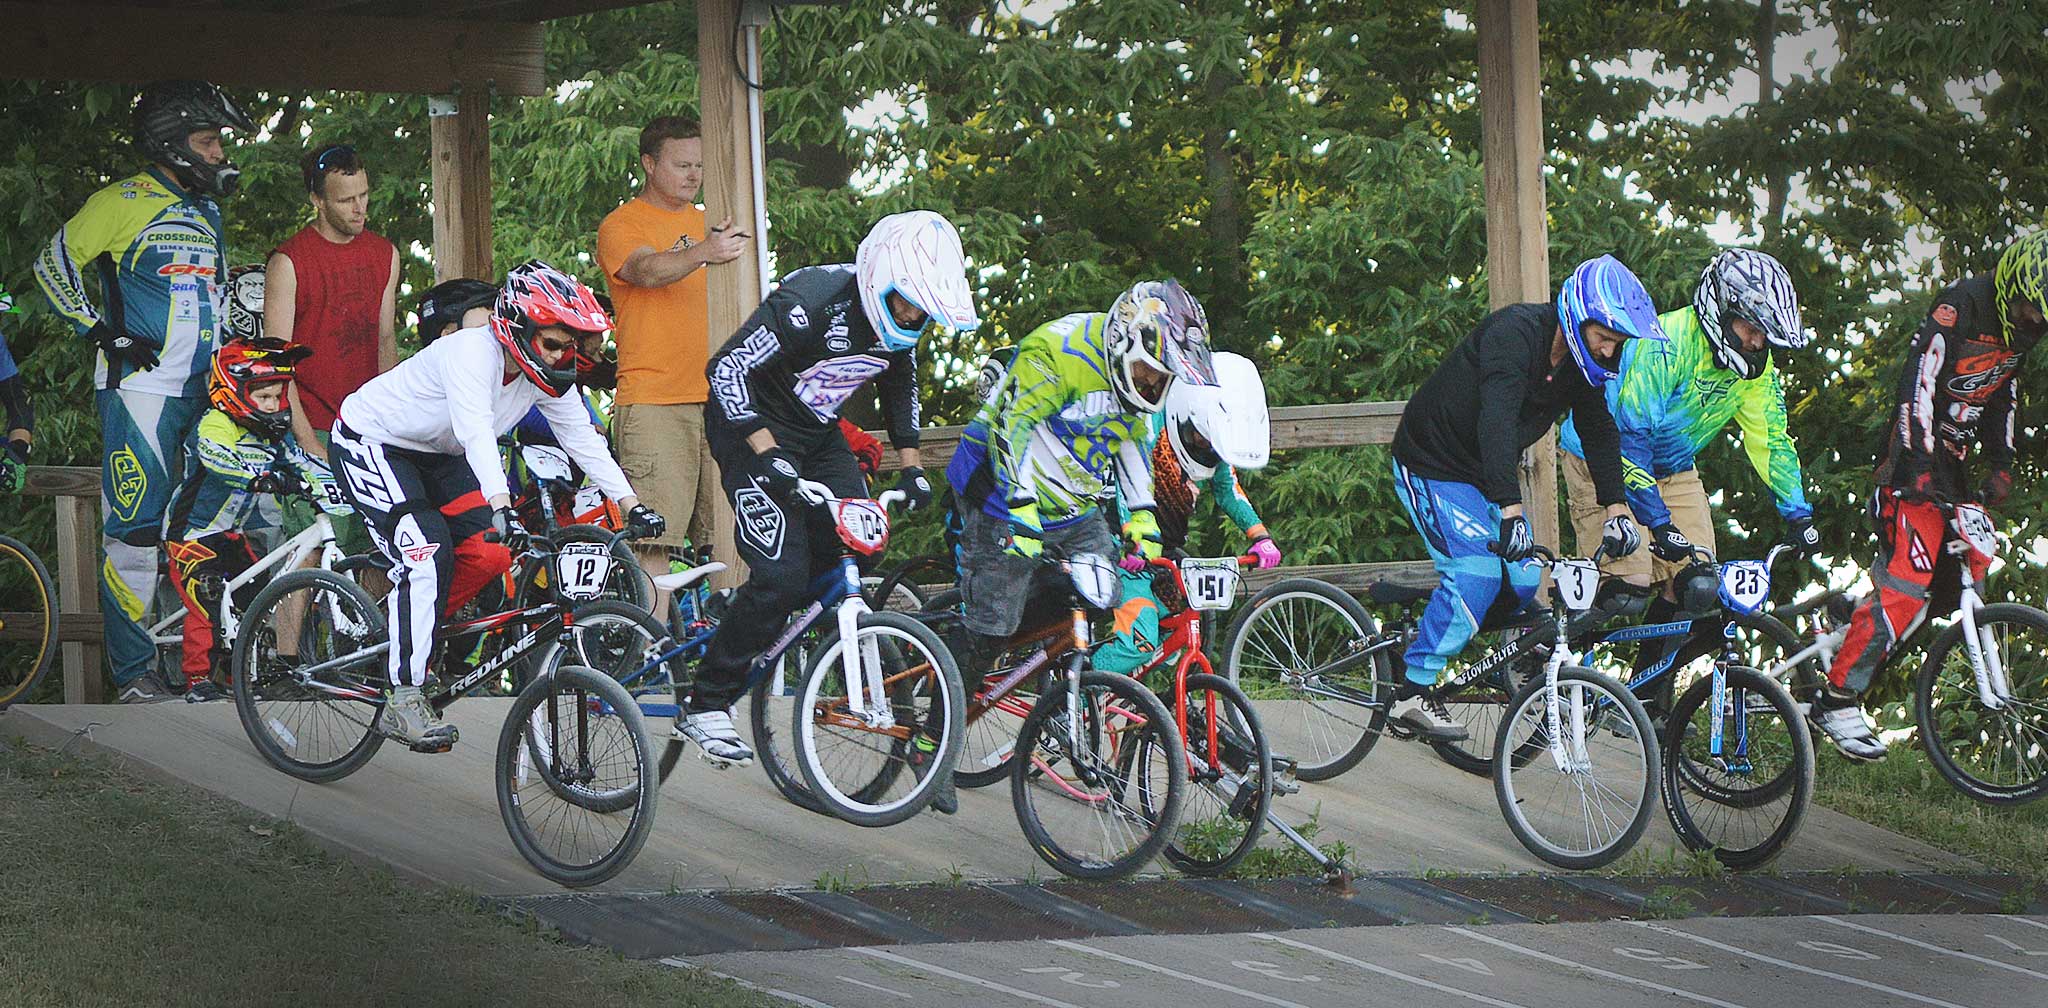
[1875, 275, 2030, 495]
[705, 265, 920, 449]
[1394, 302, 1626, 507]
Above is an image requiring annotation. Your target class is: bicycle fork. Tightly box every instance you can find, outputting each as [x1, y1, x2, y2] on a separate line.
[1956, 580, 2015, 710]
[835, 558, 897, 729]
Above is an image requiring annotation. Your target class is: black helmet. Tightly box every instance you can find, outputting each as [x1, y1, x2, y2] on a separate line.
[417, 278, 500, 345]
[134, 80, 255, 198]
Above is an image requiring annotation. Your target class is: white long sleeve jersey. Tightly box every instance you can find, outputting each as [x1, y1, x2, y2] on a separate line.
[335, 325, 633, 503]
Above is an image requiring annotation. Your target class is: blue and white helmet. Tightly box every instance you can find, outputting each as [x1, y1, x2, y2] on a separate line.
[856, 210, 981, 351]
[1555, 254, 1666, 385]
[1694, 248, 1805, 379]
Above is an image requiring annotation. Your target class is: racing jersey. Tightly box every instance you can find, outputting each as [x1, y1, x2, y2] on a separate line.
[947, 312, 1157, 528]
[1559, 306, 1812, 529]
[163, 410, 345, 542]
[335, 326, 633, 504]
[1874, 274, 2029, 495]
[705, 264, 920, 449]
[33, 168, 227, 397]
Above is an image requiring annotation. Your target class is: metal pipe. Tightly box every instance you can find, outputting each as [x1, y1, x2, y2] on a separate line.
[746, 21, 771, 299]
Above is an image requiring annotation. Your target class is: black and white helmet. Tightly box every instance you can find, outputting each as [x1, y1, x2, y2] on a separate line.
[133, 80, 255, 198]
[223, 263, 266, 342]
[1693, 248, 1805, 379]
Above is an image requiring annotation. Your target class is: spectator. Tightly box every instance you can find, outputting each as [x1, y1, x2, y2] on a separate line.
[32, 80, 253, 702]
[596, 114, 750, 598]
[264, 143, 399, 561]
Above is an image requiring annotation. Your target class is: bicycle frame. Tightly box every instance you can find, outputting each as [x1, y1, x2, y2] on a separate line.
[151, 507, 344, 653]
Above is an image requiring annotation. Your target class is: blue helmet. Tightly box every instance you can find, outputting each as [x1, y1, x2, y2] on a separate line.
[1555, 254, 1666, 385]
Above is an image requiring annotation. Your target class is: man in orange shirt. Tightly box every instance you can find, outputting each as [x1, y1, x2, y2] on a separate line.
[597, 115, 750, 592]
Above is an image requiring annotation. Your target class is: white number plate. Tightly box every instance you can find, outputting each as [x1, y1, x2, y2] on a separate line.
[1552, 558, 1599, 612]
[832, 498, 891, 554]
[521, 444, 573, 484]
[1718, 560, 1771, 615]
[554, 541, 614, 601]
[1179, 557, 1242, 611]
[1953, 504, 1999, 557]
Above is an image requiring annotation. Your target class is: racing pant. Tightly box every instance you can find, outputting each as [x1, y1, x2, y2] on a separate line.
[1828, 489, 1990, 694]
[689, 419, 866, 712]
[97, 387, 206, 687]
[164, 531, 259, 688]
[1093, 567, 1165, 677]
[949, 502, 1120, 692]
[329, 423, 511, 688]
[1392, 457, 1540, 688]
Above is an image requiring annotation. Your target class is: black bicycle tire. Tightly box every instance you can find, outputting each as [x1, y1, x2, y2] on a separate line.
[1161, 672, 1272, 877]
[1012, 669, 1186, 880]
[868, 553, 952, 612]
[1914, 603, 2048, 806]
[230, 568, 388, 783]
[792, 610, 966, 827]
[1493, 667, 1659, 870]
[1660, 665, 1813, 869]
[527, 600, 673, 812]
[0, 534, 60, 708]
[1220, 577, 1389, 782]
[494, 663, 658, 887]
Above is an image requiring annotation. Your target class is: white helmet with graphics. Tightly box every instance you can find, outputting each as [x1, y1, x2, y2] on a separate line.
[856, 210, 981, 351]
[1693, 247, 1805, 379]
[1163, 351, 1268, 480]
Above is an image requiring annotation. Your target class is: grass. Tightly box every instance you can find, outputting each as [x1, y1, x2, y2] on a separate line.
[1175, 809, 1352, 880]
[1810, 738, 2048, 889]
[0, 737, 776, 1008]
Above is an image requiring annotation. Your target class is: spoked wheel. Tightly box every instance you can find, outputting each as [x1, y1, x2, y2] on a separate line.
[528, 601, 673, 811]
[1160, 673, 1272, 877]
[746, 628, 832, 815]
[231, 569, 389, 783]
[1660, 666, 1813, 869]
[1222, 578, 1391, 782]
[867, 553, 952, 613]
[792, 611, 965, 827]
[1493, 667, 1659, 870]
[1915, 604, 2048, 806]
[1012, 670, 1186, 880]
[0, 533, 59, 708]
[496, 663, 658, 887]
[1433, 636, 1544, 777]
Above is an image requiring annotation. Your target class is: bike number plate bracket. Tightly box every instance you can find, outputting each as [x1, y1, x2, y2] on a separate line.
[831, 498, 891, 555]
[554, 541, 614, 601]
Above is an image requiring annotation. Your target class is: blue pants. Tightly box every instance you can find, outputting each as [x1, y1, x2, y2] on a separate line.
[97, 388, 206, 686]
[1391, 458, 1539, 687]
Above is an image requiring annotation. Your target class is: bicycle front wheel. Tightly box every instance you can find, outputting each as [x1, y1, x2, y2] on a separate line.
[792, 610, 965, 827]
[231, 569, 388, 783]
[1221, 577, 1390, 781]
[1493, 667, 1658, 870]
[1161, 673, 1272, 877]
[1915, 603, 2048, 806]
[0, 534, 58, 708]
[1013, 670, 1186, 880]
[529, 600, 675, 810]
[1661, 666, 1813, 869]
[496, 663, 658, 887]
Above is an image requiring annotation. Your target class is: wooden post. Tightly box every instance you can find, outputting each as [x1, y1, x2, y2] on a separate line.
[698, 0, 768, 585]
[53, 495, 103, 704]
[429, 88, 493, 284]
[1476, 0, 1559, 551]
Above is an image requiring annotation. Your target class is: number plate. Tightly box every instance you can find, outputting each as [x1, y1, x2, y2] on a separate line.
[1953, 504, 1999, 557]
[521, 444, 573, 483]
[554, 541, 614, 601]
[1553, 558, 1599, 612]
[831, 498, 891, 555]
[1178, 557, 1242, 611]
[1718, 560, 1771, 615]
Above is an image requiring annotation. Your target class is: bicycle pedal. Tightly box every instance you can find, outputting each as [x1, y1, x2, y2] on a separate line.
[407, 739, 456, 754]
[1386, 720, 1418, 742]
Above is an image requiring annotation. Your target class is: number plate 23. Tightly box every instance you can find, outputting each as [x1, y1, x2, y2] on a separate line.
[1718, 560, 1770, 615]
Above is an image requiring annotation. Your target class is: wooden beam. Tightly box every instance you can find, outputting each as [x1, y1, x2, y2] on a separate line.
[52, 494, 103, 704]
[429, 89, 494, 284]
[698, 0, 768, 587]
[0, 3, 548, 96]
[1477, 0, 1559, 551]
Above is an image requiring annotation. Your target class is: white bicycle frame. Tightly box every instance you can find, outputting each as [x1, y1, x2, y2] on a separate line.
[149, 510, 347, 657]
[794, 479, 907, 728]
[1541, 554, 1602, 775]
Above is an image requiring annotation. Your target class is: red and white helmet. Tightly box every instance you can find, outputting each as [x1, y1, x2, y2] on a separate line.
[491, 260, 610, 397]
[856, 210, 981, 351]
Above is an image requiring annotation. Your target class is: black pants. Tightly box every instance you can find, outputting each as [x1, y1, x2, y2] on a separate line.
[691, 420, 867, 710]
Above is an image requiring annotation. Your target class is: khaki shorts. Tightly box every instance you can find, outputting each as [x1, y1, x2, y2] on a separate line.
[616, 401, 722, 549]
[1563, 453, 1716, 587]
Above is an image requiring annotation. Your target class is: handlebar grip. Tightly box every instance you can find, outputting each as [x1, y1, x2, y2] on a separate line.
[877, 488, 908, 510]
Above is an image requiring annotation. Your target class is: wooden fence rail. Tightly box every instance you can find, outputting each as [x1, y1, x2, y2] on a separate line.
[16, 399, 1427, 703]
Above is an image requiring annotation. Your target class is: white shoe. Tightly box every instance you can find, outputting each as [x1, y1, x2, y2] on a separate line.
[675, 708, 755, 767]
[1391, 690, 1470, 743]
[377, 686, 458, 752]
[1810, 702, 1887, 762]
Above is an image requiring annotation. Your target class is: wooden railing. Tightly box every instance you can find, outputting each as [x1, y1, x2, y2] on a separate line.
[13, 399, 1430, 702]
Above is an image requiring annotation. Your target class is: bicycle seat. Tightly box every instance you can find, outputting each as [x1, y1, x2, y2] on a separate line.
[1366, 581, 1433, 605]
[334, 552, 394, 574]
[654, 560, 728, 593]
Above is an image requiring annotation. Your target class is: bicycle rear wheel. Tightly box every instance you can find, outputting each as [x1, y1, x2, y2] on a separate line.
[1494, 667, 1658, 870]
[792, 610, 965, 827]
[496, 663, 658, 887]
[1013, 670, 1186, 880]
[1660, 666, 1813, 869]
[1160, 673, 1272, 877]
[1221, 578, 1390, 782]
[747, 631, 833, 815]
[0, 534, 58, 708]
[1915, 603, 2048, 806]
[230, 569, 388, 783]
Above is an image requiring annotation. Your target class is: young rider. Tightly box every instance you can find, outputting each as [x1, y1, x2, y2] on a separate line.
[1388, 255, 1662, 741]
[681, 211, 980, 768]
[329, 261, 664, 752]
[1815, 231, 2046, 760]
[162, 339, 349, 702]
[1094, 351, 1280, 676]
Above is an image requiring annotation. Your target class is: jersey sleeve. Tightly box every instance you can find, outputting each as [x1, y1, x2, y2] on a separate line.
[539, 390, 636, 501]
[877, 347, 922, 449]
[705, 298, 791, 440]
[1888, 314, 1951, 488]
[1205, 463, 1264, 533]
[1474, 333, 1533, 505]
[1732, 368, 1813, 520]
[445, 340, 512, 500]
[193, 413, 263, 491]
[1981, 372, 2017, 472]
[285, 436, 352, 514]
[1609, 340, 1676, 527]
[1113, 428, 1156, 514]
[32, 189, 131, 334]
[1572, 381, 1629, 507]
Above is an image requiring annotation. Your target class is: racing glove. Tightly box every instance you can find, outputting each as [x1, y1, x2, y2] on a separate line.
[1495, 514, 1536, 562]
[1122, 508, 1164, 572]
[1248, 535, 1283, 570]
[898, 465, 934, 512]
[1980, 469, 2014, 509]
[1600, 514, 1642, 559]
[0, 438, 27, 494]
[1783, 514, 1820, 553]
[1003, 498, 1044, 559]
[88, 321, 160, 372]
[491, 507, 531, 551]
[753, 447, 802, 500]
[1648, 523, 1696, 563]
[626, 504, 667, 539]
